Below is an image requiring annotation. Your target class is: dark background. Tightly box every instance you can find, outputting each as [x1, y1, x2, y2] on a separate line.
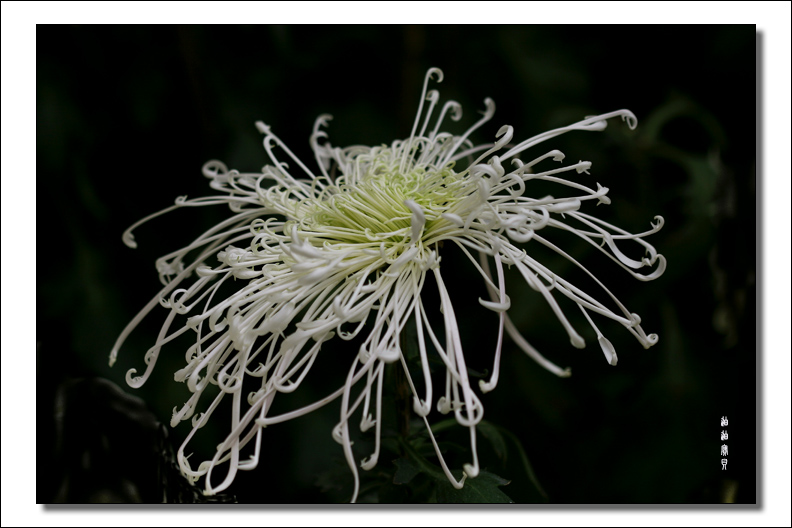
[37, 25, 756, 504]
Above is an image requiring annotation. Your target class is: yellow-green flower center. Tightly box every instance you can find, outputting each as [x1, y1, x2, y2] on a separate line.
[300, 154, 462, 247]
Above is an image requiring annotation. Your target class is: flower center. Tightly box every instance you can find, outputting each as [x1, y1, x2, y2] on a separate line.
[299, 149, 462, 248]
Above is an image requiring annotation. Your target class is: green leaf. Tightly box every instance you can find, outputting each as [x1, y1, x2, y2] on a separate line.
[429, 418, 459, 435]
[377, 480, 410, 503]
[398, 436, 447, 482]
[392, 457, 422, 485]
[478, 420, 507, 461]
[435, 471, 513, 504]
[399, 437, 512, 503]
[496, 425, 549, 501]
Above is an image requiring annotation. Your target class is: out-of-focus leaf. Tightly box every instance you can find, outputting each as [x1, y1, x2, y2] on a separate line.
[392, 457, 422, 485]
[399, 435, 513, 503]
[398, 437, 447, 482]
[435, 471, 513, 504]
[496, 425, 549, 501]
[478, 420, 507, 461]
[377, 479, 410, 504]
[429, 418, 459, 436]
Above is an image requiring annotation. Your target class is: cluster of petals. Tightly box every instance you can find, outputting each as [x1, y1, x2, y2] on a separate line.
[111, 67, 665, 502]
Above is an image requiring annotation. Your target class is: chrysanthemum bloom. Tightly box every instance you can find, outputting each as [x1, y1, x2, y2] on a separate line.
[111, 67, 665, 502]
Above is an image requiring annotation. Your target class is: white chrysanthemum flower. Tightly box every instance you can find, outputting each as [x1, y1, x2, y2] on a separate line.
[111, 67, 665, 502]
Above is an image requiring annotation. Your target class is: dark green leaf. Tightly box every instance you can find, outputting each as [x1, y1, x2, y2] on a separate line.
[400, 428, 513, 503]
[429, 418, 458, 435]
[377, 480, 410, 503]
[392, 457, 422, 485]
[478, 420, 507, 461]
[496, 425, 549, 501]
[435, 471, 513, 504]
[398, 437, 447, 481]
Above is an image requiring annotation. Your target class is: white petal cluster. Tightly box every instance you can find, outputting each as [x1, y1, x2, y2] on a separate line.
[111, 67, 665, 502]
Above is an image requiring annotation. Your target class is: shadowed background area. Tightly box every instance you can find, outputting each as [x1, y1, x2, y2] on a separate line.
[37, 25, 756, 504]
